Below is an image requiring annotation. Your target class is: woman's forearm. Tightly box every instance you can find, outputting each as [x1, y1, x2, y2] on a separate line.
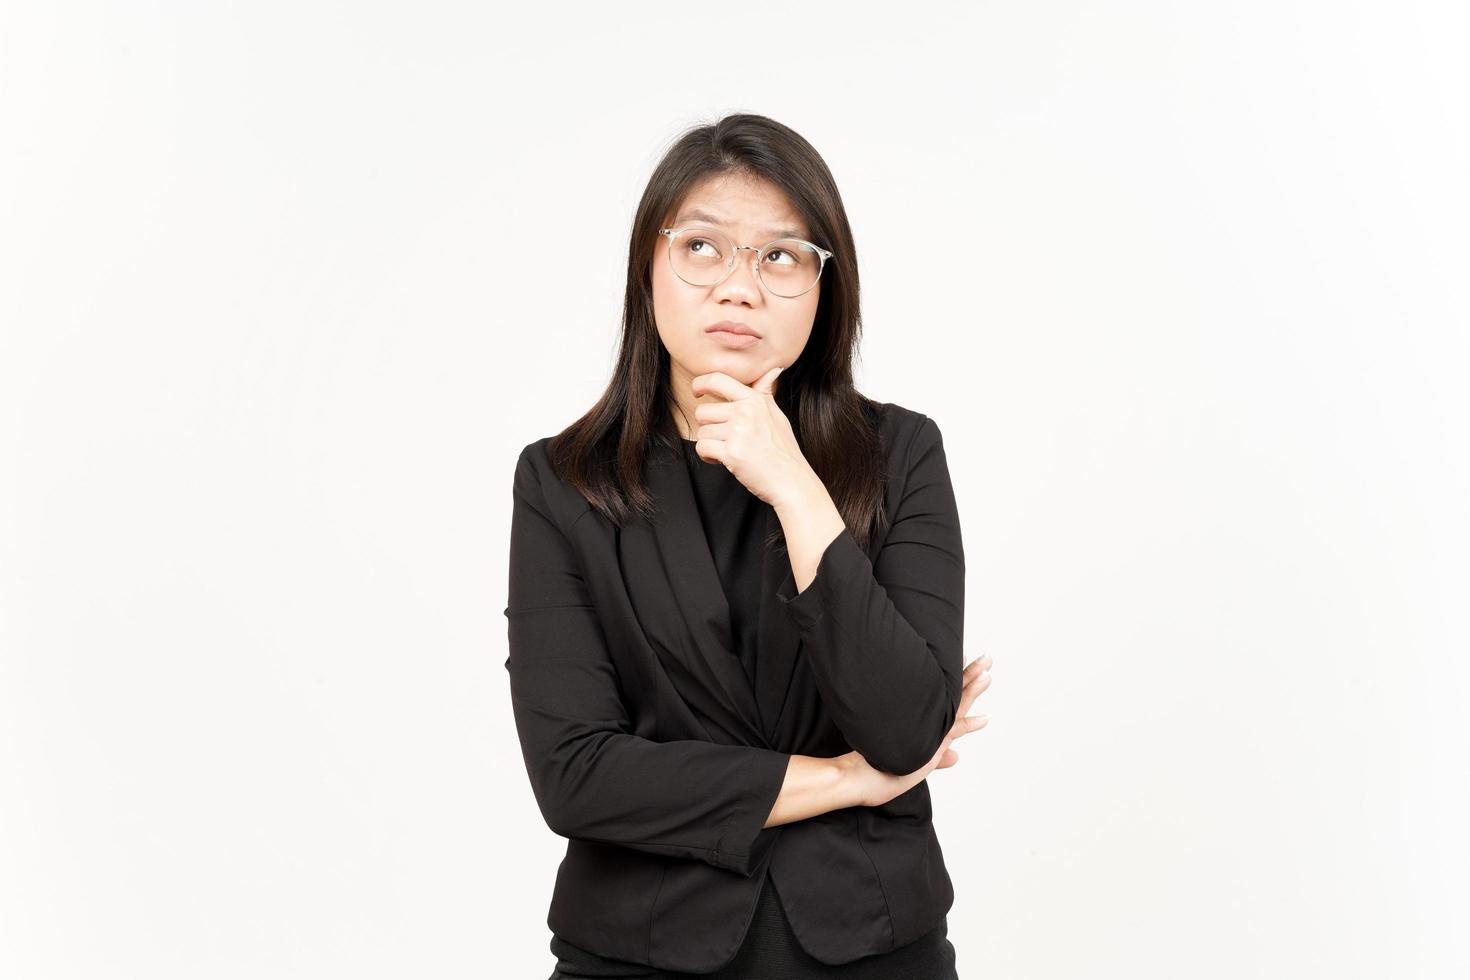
[763, 754, 862, 828]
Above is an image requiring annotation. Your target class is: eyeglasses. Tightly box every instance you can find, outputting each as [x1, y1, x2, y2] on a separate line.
[658, 226, 833, 298]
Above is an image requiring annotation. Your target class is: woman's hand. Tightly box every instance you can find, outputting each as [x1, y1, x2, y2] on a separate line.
[838, 654, 993, 809]
[687, 367, 816, 509]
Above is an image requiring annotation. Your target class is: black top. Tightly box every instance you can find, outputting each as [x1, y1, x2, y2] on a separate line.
[545, 437, 958, 979]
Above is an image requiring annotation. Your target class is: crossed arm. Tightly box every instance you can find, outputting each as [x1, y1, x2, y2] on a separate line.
[772, 416, 966, 775]
[504, 417, 964, 874]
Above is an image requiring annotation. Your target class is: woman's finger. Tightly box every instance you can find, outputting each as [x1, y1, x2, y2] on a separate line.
[947, 712, 989, 742]
[956, 713, 988, 736]
[957, 667, 991, 718]
[964, 654, 993, 675]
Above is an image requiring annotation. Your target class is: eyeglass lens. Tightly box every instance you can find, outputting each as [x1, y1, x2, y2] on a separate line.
[669, 228, 824, 297]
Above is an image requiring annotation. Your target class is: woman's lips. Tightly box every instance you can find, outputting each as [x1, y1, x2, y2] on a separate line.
[707, 329, 760, 350]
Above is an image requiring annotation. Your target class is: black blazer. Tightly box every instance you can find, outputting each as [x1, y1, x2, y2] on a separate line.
[504, 400, 966, 972]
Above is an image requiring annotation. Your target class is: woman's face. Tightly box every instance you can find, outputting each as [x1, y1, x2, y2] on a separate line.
[651, 172, 821, 400]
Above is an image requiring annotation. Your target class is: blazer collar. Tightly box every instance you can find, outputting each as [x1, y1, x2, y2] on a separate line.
[634, 439, 801, 748]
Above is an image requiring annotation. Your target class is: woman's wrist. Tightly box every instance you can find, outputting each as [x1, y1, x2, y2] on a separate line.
[831, 750, 876, 809]
[764, 753, 867, 828]
[773, 476, 847, 596]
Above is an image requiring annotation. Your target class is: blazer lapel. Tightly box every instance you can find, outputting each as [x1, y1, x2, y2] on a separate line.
[753, 507, 802, 746]
[632, 442, 770, 746]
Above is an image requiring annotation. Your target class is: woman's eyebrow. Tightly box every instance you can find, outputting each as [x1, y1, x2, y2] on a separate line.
[673, 208, 807, 240]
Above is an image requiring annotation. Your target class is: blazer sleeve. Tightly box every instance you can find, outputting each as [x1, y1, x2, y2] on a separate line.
[504, 446, 792, 877]
[773, 415, 966, 775]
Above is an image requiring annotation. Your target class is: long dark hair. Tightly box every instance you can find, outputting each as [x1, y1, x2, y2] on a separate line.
[546, 112, 889, 550]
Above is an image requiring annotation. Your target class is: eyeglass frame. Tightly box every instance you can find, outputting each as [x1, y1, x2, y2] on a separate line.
[657, 226, 834, 298]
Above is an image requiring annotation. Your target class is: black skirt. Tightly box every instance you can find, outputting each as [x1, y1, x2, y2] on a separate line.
[548, 872, 958, 980]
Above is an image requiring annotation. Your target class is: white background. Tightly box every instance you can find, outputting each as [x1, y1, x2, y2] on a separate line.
[3, 2, 1468, 977]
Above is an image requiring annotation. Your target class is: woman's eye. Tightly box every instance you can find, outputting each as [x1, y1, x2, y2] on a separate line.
[764, 249, 793, 265]
[688, 238, 718, 255]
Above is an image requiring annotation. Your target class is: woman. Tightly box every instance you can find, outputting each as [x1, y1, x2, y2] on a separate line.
[505, 113, 993, 979]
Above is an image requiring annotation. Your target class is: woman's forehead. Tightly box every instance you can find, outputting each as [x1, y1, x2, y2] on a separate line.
[671, 206, 809, 242]
[670, 173, 808, 237]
